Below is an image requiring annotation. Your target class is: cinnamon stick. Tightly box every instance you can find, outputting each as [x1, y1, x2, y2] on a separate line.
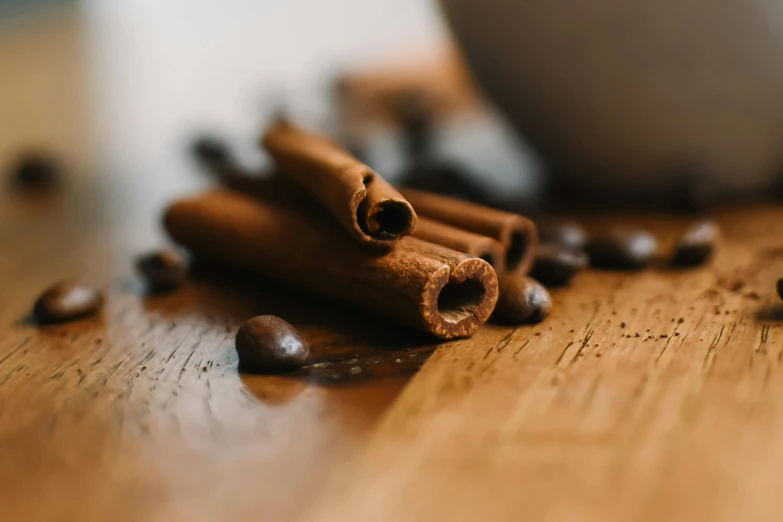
[206, 163, 508, 277]
[410, 216, 552, 322]
[164, 190, 497, 339]
[400, 188, 537, 274]
[262, 121, 416, 249]
[203, 158, 508, 278]
[413, 217, 506, 274]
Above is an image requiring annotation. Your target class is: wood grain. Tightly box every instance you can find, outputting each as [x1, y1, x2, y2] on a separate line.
[0, 186, 427, 521]
[304, 208, 783, 522]
[4, 10, 783, 522]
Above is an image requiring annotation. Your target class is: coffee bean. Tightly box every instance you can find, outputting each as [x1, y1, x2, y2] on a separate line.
[191, 135, 230, 167]
[33, 282, 103, 324]
[587, 228, 657, 269]
[394, 89, 432, 133]
[671, 165, 719, 211]
[401, 161, 488, 204]
[537, 220, 588, 251]
[393, 90, 434, 161]
[331, 75, 352, 101]
[10, 151, 62, 190]
[671, 220, 720, 267]
[531, 244, 589, 287]
[495, 275, 552, 323]
[136, 249, 187, 291]
[777, 278, 783, 301]
[236, 316, 309, 374]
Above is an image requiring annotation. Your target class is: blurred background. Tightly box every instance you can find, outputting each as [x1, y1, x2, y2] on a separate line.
[8, 0, 783, 212]
[0, 0, 542, 210]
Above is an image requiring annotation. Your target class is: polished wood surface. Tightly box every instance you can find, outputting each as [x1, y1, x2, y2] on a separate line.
[3, 9, 783, 522]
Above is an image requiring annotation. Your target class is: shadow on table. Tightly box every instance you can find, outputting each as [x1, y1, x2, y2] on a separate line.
[140, 258, 440, 387]
[754, 304, 783, 322]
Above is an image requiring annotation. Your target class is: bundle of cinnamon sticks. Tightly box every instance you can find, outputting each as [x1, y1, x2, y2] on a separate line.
[165, 121, 538, 339]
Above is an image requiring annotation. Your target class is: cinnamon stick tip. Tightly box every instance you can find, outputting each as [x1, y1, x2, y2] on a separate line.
[503, 218, 538, 273]
[421, 257, 498, 339]
[353, 172, 417, 245]
[471, 237, 506, 275]
[358, 198, 417, 241]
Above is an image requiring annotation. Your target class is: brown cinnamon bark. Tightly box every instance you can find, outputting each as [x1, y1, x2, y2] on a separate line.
[413, 217, 506, 274]
[164, 190, 497, 339]
[204, 162, 508, 279]
[400, 188, 537, 274]
[262, 121, 416, 249]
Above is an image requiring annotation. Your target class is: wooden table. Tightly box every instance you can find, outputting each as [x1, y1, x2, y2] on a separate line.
[3, 9, 783, 522]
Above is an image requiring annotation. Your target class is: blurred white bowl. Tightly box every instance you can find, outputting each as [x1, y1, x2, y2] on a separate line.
[441, 0, 783, 201]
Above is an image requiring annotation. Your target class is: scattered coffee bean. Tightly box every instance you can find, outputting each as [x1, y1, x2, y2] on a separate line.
[10, 151, 62, 190]
[33, 282, 103, 324]
[671, 220, 720, 267]
[587, 228, 657, 269]
[394, 89, 432, 132]
[190, 135, 230, 167]
[537, 221, 588, 251]
[728, 279, 745, 293]
[236, 316, 309, 374]
[744, 291, 760, 301]
[136, 249, 187, 292]
[495, 275, 552, 323]
[777, 278, 783, 301]
[671, 165, 719, 211]
[331, 75, 352, 101]
[394, 89, 434, 162]
[530, 244, 589, 287]
[401, 161, 488, 203]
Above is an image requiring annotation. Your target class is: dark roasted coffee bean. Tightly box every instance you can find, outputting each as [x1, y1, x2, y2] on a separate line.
[495, 275, 552, 323]
[136, 249, 187, 291]
[537, 220, 588, 251]
[777, 278, 783, 301]
[33, 282, 103, 324]
[331, 75, 351, 100]
[671, 165, 719, 212]
[393, 90, 434, 161]
[394, 89, 432, 133]
[587, 228, 657, 269]
[400, 161, 488, 204]
[190, 135, 230, 167]
[10, 151, 62, 190]
[531, 244, 589, 287]
[671, 220, 720, 267]
[236, 316, 309, 374]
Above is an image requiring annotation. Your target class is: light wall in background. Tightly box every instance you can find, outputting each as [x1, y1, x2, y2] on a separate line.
[81, 0, 448, 176]
[0, 7, 91, 173]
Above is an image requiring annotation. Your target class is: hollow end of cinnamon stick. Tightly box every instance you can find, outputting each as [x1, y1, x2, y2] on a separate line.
[356, 175, 417, 241]
[163, 191, 494, 339]
[503, 225, 535, 273]
[400, 188, 537, 274]
[419, 254, 498, 339]
[263, 120, 416, 249]
[412, 217, 506, 274]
